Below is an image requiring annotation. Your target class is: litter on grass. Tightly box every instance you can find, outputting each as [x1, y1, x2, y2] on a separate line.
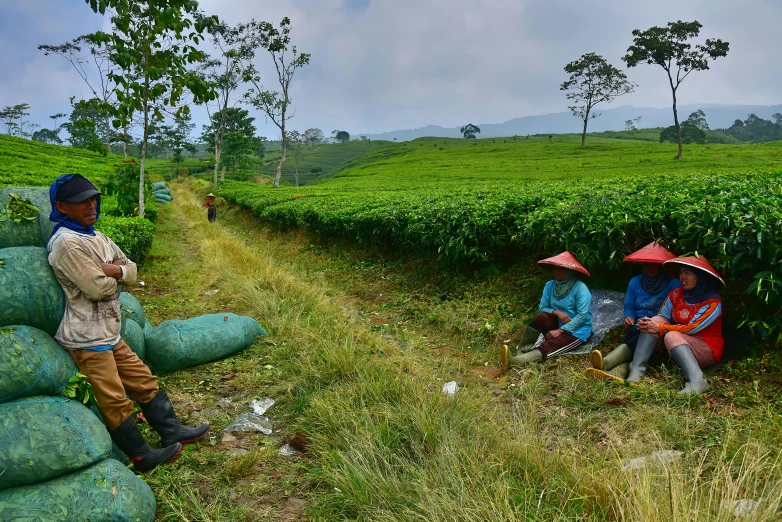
[620, 450, 683, 472]
[441, 381, 458, 396]
[224, 398, 275, 435]
[722, 499, 764, 518]
[278, 444, 298, 457]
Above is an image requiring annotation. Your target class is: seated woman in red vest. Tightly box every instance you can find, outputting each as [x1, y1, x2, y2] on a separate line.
[629, 256, 724, 395]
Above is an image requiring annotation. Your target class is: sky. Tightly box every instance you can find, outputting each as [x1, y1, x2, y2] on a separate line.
[0, 0, 780, 140]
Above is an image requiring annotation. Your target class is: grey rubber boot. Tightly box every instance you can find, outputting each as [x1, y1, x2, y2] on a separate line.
[509, 349, 543, 369]
[626, 333, 657, 382]
[607, 362, 630, 380]
[602, 344, 633, 371]
[515, 326, 541, 354]
[669, 344, 709, 395]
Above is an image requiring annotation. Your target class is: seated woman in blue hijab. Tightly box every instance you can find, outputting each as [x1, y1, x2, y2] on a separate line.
[586, 242, 680, 382]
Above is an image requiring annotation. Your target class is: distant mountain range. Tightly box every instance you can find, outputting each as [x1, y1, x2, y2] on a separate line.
[362, 104, 782, 142]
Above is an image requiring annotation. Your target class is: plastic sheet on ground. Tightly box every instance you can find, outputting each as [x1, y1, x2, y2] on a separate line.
[532, 289, 626, 355]
[620, 450, 683, 472]
[0, 325, 77, 404]
[0, 458, 156, 522]
[722, 498, 764, 518]
[0, 247, 65, 336]
[224, 398, 275, 435]
[279, 444, 299, 457]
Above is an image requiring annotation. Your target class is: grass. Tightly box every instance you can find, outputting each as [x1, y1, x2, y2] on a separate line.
[126, 179, 782, 521]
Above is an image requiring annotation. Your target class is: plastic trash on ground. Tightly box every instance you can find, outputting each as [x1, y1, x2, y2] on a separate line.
[722, 499, 764, 518]
[620, 450, 683, 472]
[224, 398, 275, 435]
[442, 381, 459, 396]
[279, 444, 299, 457]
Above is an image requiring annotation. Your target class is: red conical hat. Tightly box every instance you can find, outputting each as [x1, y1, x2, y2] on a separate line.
[623, 242, 677, 264]
[538, 251, 590, 277]
[663, 255, 725, 286]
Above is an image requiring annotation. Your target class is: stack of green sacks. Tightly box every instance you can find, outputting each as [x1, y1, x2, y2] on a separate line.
[152, 181, 173, 204]
[0, 327, 157, 521]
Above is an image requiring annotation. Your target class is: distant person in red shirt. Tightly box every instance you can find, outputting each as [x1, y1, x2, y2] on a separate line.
[205, 193, 216, 223]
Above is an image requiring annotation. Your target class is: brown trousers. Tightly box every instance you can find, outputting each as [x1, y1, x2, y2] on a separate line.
[69, 339, 159, 431]
[530, 312, 586, 360]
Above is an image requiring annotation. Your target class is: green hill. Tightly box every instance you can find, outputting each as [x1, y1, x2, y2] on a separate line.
[259, 140, 394, 185]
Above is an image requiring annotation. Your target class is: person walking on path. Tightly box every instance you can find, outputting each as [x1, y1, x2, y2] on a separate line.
[586, 242, 681, 382]
[205, 192, 217, 223]
[501, 251, 593, 371]
[624, 255, 725, 394]
[47, 174, 210, 472]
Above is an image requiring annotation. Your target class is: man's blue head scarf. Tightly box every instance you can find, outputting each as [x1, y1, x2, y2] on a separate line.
[49, 174, 101, 238]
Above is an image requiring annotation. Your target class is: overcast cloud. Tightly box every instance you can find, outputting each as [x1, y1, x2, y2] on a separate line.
[1, 0, 780, 139]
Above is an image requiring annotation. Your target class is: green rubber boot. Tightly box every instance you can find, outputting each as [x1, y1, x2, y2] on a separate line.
[627, 333, 657, 383]
[509, 349, 543, 369]
[608, 362, 630, 380]
[515, 326, 542, 354]
[602, 344, 633, 371]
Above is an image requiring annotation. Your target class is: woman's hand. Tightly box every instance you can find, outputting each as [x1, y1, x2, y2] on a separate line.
[637, 317, 659, 335]
[553, 310, 571, 324]
[545, 328, 563, 340]
[624, 317, 635, 327]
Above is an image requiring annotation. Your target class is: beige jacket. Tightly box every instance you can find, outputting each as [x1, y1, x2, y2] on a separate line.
[47, 228, 137, 350]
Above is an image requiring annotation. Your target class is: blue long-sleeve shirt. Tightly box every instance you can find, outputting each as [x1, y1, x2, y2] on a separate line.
[539, 280, 593, 341]
[623, 275, 681, 321]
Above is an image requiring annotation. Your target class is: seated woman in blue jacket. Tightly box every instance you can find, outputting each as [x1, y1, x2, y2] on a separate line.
[586, 242, 680, 381]
[502, 251, 592, 370]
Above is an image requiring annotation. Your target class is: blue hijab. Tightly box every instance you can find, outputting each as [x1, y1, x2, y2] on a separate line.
[49, 174, 101, 238]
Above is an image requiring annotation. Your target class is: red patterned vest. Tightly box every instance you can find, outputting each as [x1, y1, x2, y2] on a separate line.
[668, 288, 724, 362]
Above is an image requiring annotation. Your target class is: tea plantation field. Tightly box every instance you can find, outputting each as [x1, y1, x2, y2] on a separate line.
[219, 136, 782, 335]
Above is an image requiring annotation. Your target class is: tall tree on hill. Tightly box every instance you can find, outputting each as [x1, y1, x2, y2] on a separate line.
[0, 104, 32, 138]
[287, 129, 307, 187]
[32, 128, 63, 144]
[685, 109, 709, 130]
[198, 17, 262, 190]
[84, 0, 218, 217]
[623, 20, 729, 160]
[38, 35, 118, 152]
[460, 123, 480, 139]
[201, 107, 259, 181]
[305, 128, 325, 144]
[560, 53, 635, 147]
[334, 130, 350, 143]
[772, 113, 782, 126]
[245, 17, 311, 188]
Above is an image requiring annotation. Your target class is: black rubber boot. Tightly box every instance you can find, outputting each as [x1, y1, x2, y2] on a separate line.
[110, 416, 182, 473]
[141, 389, 210, 447]
[627, 333, 657, 383]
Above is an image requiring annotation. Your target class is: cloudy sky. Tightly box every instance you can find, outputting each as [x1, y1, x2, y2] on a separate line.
[1, 0, 779, 139]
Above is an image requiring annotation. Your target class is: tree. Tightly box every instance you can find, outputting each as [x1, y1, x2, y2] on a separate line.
[334, 130, 350, 143]
[39, 35, 118, 151]
[160, 113, 195, 168]
[0, 104, 31, 137]
[772, 113, 782, 126]
[685, 109, 709, 130]
[460, 123, 480, 139]
[62, 99, 110, 150]
[560, 53, 635, 146]
[305, 128, 324, 144]
[625, 119, 636, 131]
[287, 130, 306, 187]
[201, 107, 259, 180]
[623, 20, 729, 159]
[198, 18, 262, 190]
[85, 0, 218, 217]
[660, 123, 705, 144]
[32, 129, 63, 144]
[245, 17, 311, 188]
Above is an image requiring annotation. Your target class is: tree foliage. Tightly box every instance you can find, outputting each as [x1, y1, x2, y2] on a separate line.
[201, 107, 259, 180]
[560, 53, 635, 146]
[32, 129, 63, 145]
[460, 124, 480, 139]
[85, 0, 218, 217]
[623, 20, 729, 159]
[244, 17, 311, 188]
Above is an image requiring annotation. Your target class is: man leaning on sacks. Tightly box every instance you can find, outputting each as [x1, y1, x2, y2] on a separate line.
[47, 173, 209, 472]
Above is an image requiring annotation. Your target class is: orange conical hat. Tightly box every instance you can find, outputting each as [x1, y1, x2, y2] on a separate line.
[623, 242, 677, 264]
[537, 251, 590, 277]
[663, 255, 725, 286]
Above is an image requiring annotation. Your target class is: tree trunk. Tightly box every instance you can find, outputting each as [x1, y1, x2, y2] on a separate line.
[139, 105, 148, 218]
[274, 133, 286, 188]
[104, 115, 112, 153]
[581, 115, 589, 147]
[220, 165, 226, 183]
[673, 92, 683, 160]
[213, 131, 221, 190]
